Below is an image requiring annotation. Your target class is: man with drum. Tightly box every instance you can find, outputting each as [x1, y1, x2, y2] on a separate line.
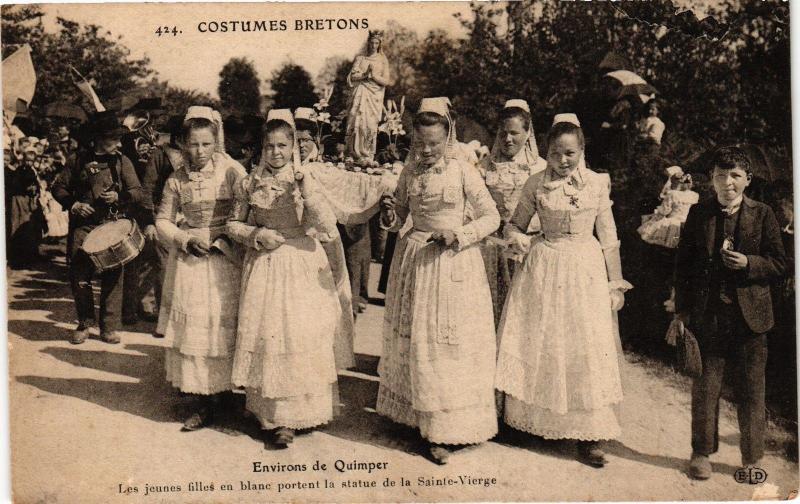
[52, 111, 144, 345]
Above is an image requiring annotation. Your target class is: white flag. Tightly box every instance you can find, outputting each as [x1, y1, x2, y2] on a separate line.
[2, 44, 37, 119]
[69, 65, 105, 112]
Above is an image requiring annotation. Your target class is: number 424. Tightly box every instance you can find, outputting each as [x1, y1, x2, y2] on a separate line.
[155, 26, 182, 36]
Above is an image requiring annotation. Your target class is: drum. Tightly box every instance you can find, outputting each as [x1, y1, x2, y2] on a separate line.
[81, 218, 145, 271]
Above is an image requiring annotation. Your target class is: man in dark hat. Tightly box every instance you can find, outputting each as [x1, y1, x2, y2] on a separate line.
[224, 114, 263, 172]
[126, 114, 184, 335]
[119, 99, 165, 324]
[52, 110, 144, 344]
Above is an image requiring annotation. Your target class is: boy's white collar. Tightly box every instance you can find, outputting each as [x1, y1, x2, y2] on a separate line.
[717, 194, 743, 214]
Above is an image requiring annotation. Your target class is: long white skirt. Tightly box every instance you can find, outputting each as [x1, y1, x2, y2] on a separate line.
[232, 236, 340, 429]
[159, 249, 240, 395]
[377, 230, 498, 445]
[495, 236, 623, 441]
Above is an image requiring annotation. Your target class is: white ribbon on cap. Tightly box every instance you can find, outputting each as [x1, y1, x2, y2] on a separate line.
[183, 105, 225, 153]
[552, 113, 581, 127]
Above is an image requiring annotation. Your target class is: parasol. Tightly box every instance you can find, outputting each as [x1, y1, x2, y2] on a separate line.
[618, 83, 658, 99]
[605, 70, 647, 86]
[45, 102, 88, 122]
[604, 70, 658, 100]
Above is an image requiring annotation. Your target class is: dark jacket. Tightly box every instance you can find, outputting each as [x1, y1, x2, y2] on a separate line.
[136, 145, 181, 227]
[675, 195, 786, 335]
[52, 150, 143, 228]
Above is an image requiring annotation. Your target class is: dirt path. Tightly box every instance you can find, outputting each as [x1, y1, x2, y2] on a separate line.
[7, 257, 799, 503]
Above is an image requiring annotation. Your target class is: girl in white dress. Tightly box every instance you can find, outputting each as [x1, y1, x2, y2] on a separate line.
[638, 167, 699, 249]
[478, 99, 547, 327]
[227, 110, 340, 448]
[155, 106, 247, 430]
[378, 97, 500, 464]
[495, 114, 632, 467]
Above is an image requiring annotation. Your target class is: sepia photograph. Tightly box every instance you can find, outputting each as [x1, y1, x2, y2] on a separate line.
[1, 0, 796, 502]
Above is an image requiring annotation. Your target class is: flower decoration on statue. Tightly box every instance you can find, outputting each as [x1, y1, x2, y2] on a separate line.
[379, 96, 406, 148]
[313, 86, 334, 123]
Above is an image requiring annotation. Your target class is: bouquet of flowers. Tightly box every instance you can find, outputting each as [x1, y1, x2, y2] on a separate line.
[379, 96, 406, 150]
[314, 86, 335, 146]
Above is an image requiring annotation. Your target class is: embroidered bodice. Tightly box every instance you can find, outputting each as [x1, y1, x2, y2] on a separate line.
[508, 166, 617, 247]
[480, 154, 546, 222]
[155, 152, 246, 249]
[227, 162, 338, 246]
[388, 157, 499, 248]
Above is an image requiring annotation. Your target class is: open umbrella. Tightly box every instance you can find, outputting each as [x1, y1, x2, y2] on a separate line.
[618, 83, 658, 99]
[605, 70, 647, 86]
[604, 70, 658, 100]
[45, 102, 88, 122]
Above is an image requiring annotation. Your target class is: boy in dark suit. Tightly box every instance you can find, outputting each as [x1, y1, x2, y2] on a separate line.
[674, 146, 786, 480]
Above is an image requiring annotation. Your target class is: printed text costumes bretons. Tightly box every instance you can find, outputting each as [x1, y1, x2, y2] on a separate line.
[155, 152, 246, 394]
[227, 162, 340, 429]
[495, 163, 627, 440]
[378, 156, 501, 444]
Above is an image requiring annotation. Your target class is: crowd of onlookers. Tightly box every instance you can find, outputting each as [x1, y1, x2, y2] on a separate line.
[4, 120, 79, 267]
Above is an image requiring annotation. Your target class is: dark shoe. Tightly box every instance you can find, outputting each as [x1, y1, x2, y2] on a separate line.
[689, 453, 712, 480]
[100, 331, 121, 344]
[181, 405, 213, 431]
[70, 325, 91, 345]
[152, 332, 165, 339]
[577, 441, 607, 468]
[429, 444, 452, 465]
[273, 427, 295, 448]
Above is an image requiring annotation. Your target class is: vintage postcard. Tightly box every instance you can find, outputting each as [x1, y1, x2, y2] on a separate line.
[2, 0, 796, 502]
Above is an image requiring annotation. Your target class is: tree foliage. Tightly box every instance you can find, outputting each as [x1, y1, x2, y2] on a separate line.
[218, 57, 262, 117]
[269, 62, 318, 111]
[140, 78, 219, 119]
[2, 6, 152, 114]
[314, 56, 351, 115]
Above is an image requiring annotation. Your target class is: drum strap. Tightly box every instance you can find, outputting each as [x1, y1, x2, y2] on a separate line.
[107, 153, 122, 188]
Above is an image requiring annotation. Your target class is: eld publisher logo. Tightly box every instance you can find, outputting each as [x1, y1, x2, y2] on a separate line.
[734, 467, 767, 484]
